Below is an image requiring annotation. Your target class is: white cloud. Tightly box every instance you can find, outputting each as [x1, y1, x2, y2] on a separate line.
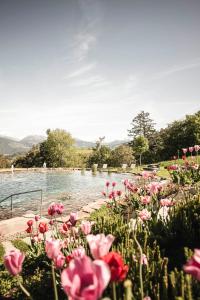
[65, 63, 96, 79]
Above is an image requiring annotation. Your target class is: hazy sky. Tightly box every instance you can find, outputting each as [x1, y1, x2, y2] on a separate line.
[0, 0, 200, 141]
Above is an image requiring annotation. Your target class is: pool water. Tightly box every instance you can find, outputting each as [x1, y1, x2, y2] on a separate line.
[0, 170, 133, 219]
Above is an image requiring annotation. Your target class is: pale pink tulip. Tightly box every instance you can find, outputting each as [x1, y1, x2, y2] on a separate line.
[72, 246, 86, 258]
[61, 255, 110, 300]
[147, 182, 162, 195]
[54, 253, 65, 269]
[194, 145, 200, 152]
[4, 249, 25, 276]
[80, 220, 92, 235]
[86, 234, 115, 259]
[183, 249, 200, 281]
[143, 297, 151, 300]
[141, 171, 151, 179]
[141, 254, 148, 265]
[189, 147, 194, 153]
[45, 239, 62, 260]
[56, 203, 64, 215]
[160, 198, 174, 207]
[140, 196, 151, 205]
[138, 209, 151, 221]
[182, 148, 188, 154]
[69, 212, 78, 226]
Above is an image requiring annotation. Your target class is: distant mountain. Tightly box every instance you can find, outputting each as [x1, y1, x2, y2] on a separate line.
[20, 135, 46, 147]
[0, 136, 29, 155]
[0, 134, 129, 155]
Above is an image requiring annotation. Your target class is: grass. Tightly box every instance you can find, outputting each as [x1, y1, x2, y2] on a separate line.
[0, 242, 5, 263]
[12, 239, 30, 253]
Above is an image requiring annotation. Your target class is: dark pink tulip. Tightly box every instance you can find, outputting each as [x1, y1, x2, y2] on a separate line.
[183, 249, 200, 280]
[54, 253, 65, 269]
[4, 249, 25, 276]
[117, 190, 122, 197]
[86, 233, 115, 259]
[48, 202, 57, 216]
[35, 215, 40, 222]
[112, 181, 116, 187]
[45, 239, 62, 260]
[61, 255, 110, 300]
[56, 203, 64, 215]
[69, 212, 78, 226]
[106, 181, 110, 187]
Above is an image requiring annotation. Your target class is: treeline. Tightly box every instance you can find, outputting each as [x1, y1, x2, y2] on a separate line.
[2, 110, 200, 168]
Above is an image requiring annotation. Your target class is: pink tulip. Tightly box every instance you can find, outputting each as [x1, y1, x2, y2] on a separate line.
[138, 209, 151, 221]
[61, 255, 110, 300]
[123, 179, 129, 186]
[140, 196, 151, 205]
[101, 191, 106, 197]
[35, 215, 40, 222]
[45, 239, 62, 260]
[72, 246, 86, 258]
[69, 212, 78, 226]
[53, 253, 65, 269]
[106, 181, 110, 187]
[194, 145, 200, 152]
[56, 203, 64, 215]
[141, 254, 148, 265]
[112, 181, 116, 187]
[81, 220, 92, 235]
[48, 202, 57, 216]
[182, 148, 188, 154]
[147, 182, 162, 195]
[168, 164, 178, 171]
[141, 171, 151, 179]
[189, 147, 194, 153]
[143, 297, 151, 300]
[183, 249, 200, 280]
[160, 198, 174, 207]
[117, 190, 122, 197]
[4, 249, 25, 276]
[86, 234, 115, 259]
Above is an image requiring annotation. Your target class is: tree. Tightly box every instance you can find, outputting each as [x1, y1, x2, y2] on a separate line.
[40, 129, 75, 167]
[109, 145, 134, 167]
[132, 136, 149, 165]
[128, 111, 156, 140]
[87, 145, 111, 167]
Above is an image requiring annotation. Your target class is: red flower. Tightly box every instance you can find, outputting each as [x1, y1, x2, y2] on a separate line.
[26, 226, 32, 233]
[27, 220, 33, 227]
[38, 222, 48, 233]
[101, 251, 129, 282]
[63, 222, 71, 232]
[65, 254, 74, 264]
[182, 155, 186, 160]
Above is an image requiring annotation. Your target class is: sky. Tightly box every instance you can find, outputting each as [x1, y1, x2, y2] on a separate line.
[0, 0, 200, 142]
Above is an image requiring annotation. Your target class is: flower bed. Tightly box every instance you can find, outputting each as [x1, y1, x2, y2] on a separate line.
[0, 152, 200, 299]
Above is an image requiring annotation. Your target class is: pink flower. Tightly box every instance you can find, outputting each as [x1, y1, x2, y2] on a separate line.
[48, 202, 57, 216]
[53, 253, 65, 269]
[61, 255, 110, 300]
[147, 182, 162, 195]
[141, 171, 152, 179]
[106, 181, 110, 187]
[143, 297, 151, 300]
[117, 190, 122, 197]
[27, 219, 33, 227]
[189, 147, 194, 153]
[194, 145, 200, 152]
[45, 239, 62, 260]
[35, 215, 40, 222]
[112, 181, 116, 187]
[80, 220, 92, 235]
[56, 203, 64, 215]
[4, 249, 25, 276]
[182, 148, 188, 154]
[101, 191, 106, 197]
[72, 246, 86, 258]
[138, 209, 151, 221]
[168, 164, 178, 171]
[160, 198, 174, 207]
[141, 254, 148, 265]
[69, 212, 78, 226]
[86, 234, 115, 259]
[183, 249, 200, 280]
[140, 196, 151, 205]
[123, 179, 129, 187]
[109, 191, 116, 199]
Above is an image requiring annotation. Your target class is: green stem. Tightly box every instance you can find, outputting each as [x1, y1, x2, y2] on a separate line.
[112, 281, 117, 300]
[17, 277, 33, 299]
[51, 261, 59, 300]
[133, 232, 144, 300]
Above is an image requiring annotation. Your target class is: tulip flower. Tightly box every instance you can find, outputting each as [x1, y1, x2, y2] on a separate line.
[48, 202, 57, 216]
[27, 220, 33, 227]
[194, 145, 200, 152]
[182, 148, 188, 154]
[80, 220, 92, 235]
[53, 253, 65, 269]
[183, 249, 200, 280]
[147, 182, 162, 195]
[61, 255, 110, 300]
[69, 212, 78, 226]
[86, 233, 115, 259]
[56, 203, 64, 215]
[117, 190, 122, 197]
[72, 246, 86, 258]
[4, 249, 25, 276]
[160, 198, 174, 207]
[45, 239, 62, 260]
[112, 181, 116, 187]
[140, 196, 151, 205]
[101, 251, 129, 282]
[189, 147, 194, 153]
[35, 215, 40, 222]
[38, 222, 48, 233]
[106, 181, 110, 187]
[138, 209, 151, 221]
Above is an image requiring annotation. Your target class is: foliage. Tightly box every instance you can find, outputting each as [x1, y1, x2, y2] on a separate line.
[109, 144, 134, 167]
[87, 145, 112, 167]
[131, 135, 149, 165]
[0, 242, 5, 263]
[0, 154, 11, 168]
[12, 239, 30, 253]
